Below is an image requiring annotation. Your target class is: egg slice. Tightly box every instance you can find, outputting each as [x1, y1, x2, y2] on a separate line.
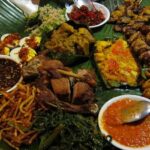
[1, 33, 10, 41]
[19, 37, 29, 47]
[0, 41, 10, 55]
[10, 47, 22, 63]
[19, 36, 41, 49]
[10, 47, 37, 63]
[1, 33, 20, 48]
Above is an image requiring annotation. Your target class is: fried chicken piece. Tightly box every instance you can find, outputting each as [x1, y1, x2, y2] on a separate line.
[51, 78, 71, 101]
[36, 85, 98, 114]
[146, 32, 150, 45]
[77, 69, 97, 87]
[72, 82, 95, 104]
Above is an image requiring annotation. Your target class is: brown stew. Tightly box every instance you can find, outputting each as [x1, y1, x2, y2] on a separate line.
[0, 58, 22, 91]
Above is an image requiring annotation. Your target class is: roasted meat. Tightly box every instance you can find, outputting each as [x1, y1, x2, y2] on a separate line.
[110, 1, 150, 67]
[36, 85, 98, 114]
[51, 78, 71, 101]
[23, 56, 42, 79]
[23, 56, 65, 78]
[72, 82, 95, 104]
[77, 69, 97, 87]
[24, 57, 98, 114]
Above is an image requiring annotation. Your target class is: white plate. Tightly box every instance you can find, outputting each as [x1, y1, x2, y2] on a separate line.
[65, 2, 110, 29]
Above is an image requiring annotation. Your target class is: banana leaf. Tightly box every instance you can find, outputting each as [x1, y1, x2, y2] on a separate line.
[0, 0, 26, 37]
[0, 0, 150, 149]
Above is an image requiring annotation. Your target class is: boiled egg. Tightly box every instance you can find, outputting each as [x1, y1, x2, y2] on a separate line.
[19, 36, 41, 49]
[10, 47, 37, 63]
[1, 33, 20, 48]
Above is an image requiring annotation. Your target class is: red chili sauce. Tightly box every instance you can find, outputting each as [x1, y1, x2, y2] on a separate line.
[68, 5, 105, 26]
[102, 98, 150, 147]
[0, 58, 22, 91]
[26, 37, 38, 49]
[19, 47, 29, 62]
[3, 33, 20, 46]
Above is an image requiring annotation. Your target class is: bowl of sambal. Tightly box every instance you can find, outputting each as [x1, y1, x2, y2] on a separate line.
[65, 2, 110, 29]
[0, 55, 22, 92]
[98, 94, 150, 150]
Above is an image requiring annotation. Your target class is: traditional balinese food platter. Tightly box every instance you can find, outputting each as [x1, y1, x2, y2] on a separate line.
[0, 0, 150, 150]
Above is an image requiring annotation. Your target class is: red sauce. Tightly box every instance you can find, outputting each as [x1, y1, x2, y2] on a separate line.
[3, 33, 20, 46]
[0, 58, 22, 91]
[19, 47, 29, 62]
[26, 37, 38, 49]
[102, 98, 150, 147]
[68, 5, 105, 26]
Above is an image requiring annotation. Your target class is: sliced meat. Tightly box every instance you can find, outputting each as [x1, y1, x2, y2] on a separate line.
[51, 78, 71, 101]
[72, 82, 95, 104]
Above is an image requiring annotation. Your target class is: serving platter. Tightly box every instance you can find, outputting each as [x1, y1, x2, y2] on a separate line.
[0, 0, 150, 149]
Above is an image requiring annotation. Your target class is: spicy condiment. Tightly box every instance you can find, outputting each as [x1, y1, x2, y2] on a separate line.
[0, 58, 22, 91]
[102, 98, 150, 147]
[26, 37, 38, 49]
[68, 5, 105, 26]
[3, 33, 20, 47]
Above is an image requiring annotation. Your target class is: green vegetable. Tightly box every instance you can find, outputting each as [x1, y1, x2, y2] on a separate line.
[31, 110, 112, 150]
[26, 4, 66, 36]
[39, 124, 65, 150]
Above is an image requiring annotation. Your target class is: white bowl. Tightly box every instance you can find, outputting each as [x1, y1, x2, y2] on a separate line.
[98, 94, 150, 150]
[0, 55, 22, 93]
[65, 2, 110, 29]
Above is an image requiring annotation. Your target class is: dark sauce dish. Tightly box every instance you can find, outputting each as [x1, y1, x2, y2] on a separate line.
[0, 55, 22, 92]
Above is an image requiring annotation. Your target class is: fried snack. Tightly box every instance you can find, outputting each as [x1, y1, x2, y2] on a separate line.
[0, 84, 38, 150]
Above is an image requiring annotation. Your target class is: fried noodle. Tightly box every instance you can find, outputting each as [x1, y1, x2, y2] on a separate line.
[0, 84, 38, 150]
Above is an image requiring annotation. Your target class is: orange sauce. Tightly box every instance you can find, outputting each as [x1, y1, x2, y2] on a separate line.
[102, 98, 150, 147]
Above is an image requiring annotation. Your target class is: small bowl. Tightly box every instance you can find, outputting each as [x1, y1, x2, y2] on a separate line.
[98, 94, 150, 150]
[0, 55, 22, 93]
[65, 2, 110, 29]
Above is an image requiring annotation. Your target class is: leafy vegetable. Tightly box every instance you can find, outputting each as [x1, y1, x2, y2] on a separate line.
[26, 4, 66, 36]
[32, 110, 112, 150]
[39, 124, 65, 150]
